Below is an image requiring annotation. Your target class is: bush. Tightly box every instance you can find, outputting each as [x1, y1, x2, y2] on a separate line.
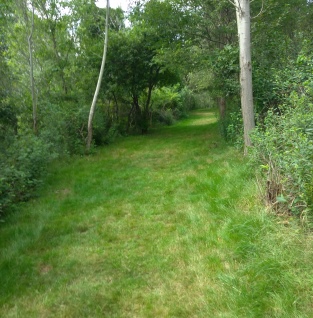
[151, 85, 181, 123]
[194, 92, 214, 109]
[250, 91, 313, 219]
[156, 109, 175, 126]
[179, 87, 197, 112]
[92, 105, 120, 145]
[39, 101, 89, 156]
[151, 85, 191, 125]
[0, 133, 54, 216]
[218, 97, 244, 148]
[224, 110, 243, 147]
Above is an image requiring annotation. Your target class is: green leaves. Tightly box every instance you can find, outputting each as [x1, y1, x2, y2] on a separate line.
[250, 87, 313, 217]
[276, 195, 287, 203]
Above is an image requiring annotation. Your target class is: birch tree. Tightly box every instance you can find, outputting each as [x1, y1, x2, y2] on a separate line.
[232, 0, 255, 154]
[27, 2, 37, 133]
[18, 0, 37, 133]
[86, 0, 110, 152]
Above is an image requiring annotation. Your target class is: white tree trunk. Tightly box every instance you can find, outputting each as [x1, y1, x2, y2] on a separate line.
[28, 2, 37, 133]
[86, 0, 110, 152]
[235, 0, 255, 154]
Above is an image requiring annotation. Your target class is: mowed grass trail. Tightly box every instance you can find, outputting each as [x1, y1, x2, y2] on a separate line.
[1, 110, 313, 317]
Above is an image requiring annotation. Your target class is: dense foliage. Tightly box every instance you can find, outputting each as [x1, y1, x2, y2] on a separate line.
[1, 0, 313, 219]
[0, 0, 195, 215]
[250, 48, 313, 218]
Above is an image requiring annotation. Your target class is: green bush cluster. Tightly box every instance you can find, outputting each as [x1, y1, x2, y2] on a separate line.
[179, 87, 197, 112]
[218, 96, 243, 148]
[39, 101, 89, 156]
[151, 86, 198, 126]
[156, 109, 176, 126]
[151, 86, 180, 126]
[250, 91, 313, 218]
[0, 133, 54, 216]
[0, 83, 198, 216]
[40, 100, 120, 152]
[249, 45, 313, 219]
[224, 109, 243, 147]
[0, 98, 124, 216]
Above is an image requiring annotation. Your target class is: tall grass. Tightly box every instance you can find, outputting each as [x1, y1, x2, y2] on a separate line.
[1, 110, 313, 317]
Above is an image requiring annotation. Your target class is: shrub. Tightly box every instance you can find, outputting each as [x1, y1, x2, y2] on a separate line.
[151, 85, 192, 125]
[250, 92, 313, 219]
[156, 109, 175, 126]
[151, 85, 181, 110]
[194, 92, 214, 109]
[179, 87, 197, 112]
[39, 101, 88, 156]
[224, 110, 243, 147]
[91, 104, 121, 145]
[219, 97, 244, 148]
[0, 133, 54, 216]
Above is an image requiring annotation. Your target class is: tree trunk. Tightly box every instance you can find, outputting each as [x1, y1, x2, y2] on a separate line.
[218, 97, 226, 119]
[142, 78, 154, 134]
[235, 0, 255, 154]
[127, 103, 135, 133]
[86, 0, 110, 152]
[28, 3, 37, 133]
[132, 95, 142, 132]
[112, 92, 119, 122]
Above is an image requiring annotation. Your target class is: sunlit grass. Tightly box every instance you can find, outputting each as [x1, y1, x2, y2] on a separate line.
[1, 110, 313, 317]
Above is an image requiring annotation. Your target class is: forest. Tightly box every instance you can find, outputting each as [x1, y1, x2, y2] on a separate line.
[1, 0, 313, 316]
[0, 0, 312, 218]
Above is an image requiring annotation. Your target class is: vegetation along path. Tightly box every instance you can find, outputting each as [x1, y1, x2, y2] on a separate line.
[1, 110, 313, 317]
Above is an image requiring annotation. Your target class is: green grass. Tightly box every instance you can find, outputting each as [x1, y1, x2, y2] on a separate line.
[1, 109, 313, 317]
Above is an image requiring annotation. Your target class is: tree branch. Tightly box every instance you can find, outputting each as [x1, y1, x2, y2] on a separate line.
[251, 0, 264, 19]
[227, 0, 236, 6]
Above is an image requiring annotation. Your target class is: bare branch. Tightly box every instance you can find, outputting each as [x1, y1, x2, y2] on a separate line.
[227, 0, 236, 7]
[229, 0, 243, 15]
[251, 0, 264, 19]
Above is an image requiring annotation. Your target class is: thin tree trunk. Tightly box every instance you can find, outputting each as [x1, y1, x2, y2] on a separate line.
[218, 97, 226, 119]
[127, 103, 136, 133]
[86, 0, 110, 152]
[28, 3, 37, 133]
[133, 95, 141, 130]
[141, 79, 154, 134]
[234, 0, 255, 154]
[112, 92, 119, 122]
[52, 34, 68, 95]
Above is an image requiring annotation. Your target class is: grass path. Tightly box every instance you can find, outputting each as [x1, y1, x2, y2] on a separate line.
[1, 110, 313, 317]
